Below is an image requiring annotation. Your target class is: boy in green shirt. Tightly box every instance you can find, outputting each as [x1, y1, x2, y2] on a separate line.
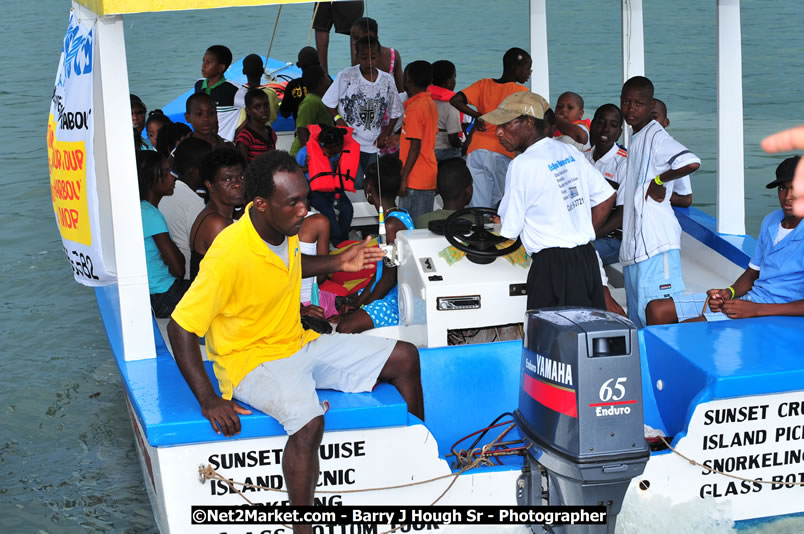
[290, 66, 334, 156]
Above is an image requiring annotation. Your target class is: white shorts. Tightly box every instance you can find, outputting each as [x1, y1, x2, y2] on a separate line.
[233, 333, 396, 435]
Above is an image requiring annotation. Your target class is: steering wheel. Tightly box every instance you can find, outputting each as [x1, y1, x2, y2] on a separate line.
[443, 207, 522, 265]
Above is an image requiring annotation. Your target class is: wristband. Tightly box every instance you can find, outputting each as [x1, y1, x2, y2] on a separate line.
[727, 286, 736, 299]
[334, 114, 342, 122]
[654, 175, 665, 186]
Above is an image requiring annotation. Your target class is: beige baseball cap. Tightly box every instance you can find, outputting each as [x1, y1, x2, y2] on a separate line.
[480, 91, 550, 125]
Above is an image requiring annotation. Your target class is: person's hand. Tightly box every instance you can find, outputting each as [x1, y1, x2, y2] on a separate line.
[201, 396, 252, 437]
[646, 179, 667, 202]
[385, 134, 400, 150]
[300, 304, 325, 320]
[706, 288, 732, 312]
[399, 176, 408, 196]
[762, 126, 804, 217]
[376, 132, 388, 148]
[720, 298, 759, 319]
[489, 215, 501, 224]
[339, 236, 384, 272]
[474, 117, 487, 132]
[603, 287, 626, 317]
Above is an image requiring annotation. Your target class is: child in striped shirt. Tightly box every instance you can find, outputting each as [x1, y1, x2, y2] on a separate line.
[235, 89, 277, 163]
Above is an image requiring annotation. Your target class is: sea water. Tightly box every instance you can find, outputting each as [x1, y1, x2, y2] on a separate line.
[1, 0, 803, 532]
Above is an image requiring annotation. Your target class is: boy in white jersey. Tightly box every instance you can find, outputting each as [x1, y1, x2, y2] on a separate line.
[653, 98, 693, 208]
[619, 76, 701, 327]
[587, 104, 627, 265]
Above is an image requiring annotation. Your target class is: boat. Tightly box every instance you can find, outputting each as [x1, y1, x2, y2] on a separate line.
[48, 1, 804, 533]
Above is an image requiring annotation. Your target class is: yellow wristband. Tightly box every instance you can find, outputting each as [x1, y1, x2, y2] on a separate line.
[334, 114, 342, 122]
[727, 286, 736, 299]
[654, 175, 665, 186]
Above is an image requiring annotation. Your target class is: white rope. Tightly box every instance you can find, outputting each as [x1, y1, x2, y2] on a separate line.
[307, 1, 323, 46]
[264, 5, 283, 80]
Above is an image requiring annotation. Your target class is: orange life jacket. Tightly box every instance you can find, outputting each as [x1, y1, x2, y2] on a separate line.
[306, 124, 359, 193]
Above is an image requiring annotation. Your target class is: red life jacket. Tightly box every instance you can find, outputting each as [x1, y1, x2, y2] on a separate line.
[306, 124, 359, 193]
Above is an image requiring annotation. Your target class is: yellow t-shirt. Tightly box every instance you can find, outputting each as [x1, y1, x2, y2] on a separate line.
[172, 203, 319, 399]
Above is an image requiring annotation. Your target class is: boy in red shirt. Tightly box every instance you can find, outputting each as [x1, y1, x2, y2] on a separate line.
[399, 61, 438, 221]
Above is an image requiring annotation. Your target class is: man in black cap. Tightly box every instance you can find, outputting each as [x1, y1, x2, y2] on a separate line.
[647, 156, 804, 324]
[481, 91, 615, 310]
[279, 46, 324, 120]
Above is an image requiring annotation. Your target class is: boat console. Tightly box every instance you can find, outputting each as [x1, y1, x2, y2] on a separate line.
[394, 215, 529, 348]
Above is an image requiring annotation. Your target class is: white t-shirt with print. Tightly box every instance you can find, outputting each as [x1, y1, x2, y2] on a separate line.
[499, 138, 614, 255]
[587, 143, 628, 206]
[619, 120, 701, 266]
[322, 66, 403, 154]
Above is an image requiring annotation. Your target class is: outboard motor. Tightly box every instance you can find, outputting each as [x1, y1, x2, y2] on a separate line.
[514, 308, 649, 533]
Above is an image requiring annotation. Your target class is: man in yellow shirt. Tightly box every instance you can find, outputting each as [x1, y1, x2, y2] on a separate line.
[168, 151, 423, 531]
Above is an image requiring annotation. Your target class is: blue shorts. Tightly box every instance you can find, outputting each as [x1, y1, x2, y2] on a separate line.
[623, 250, 685, 328]
[674, 292, 754, 322]
[466, 149, 512, 209]
[362, 287, 400, 328]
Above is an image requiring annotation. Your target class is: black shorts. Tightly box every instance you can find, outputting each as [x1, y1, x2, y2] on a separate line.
[312, 1, 364, 34]
[526, 243, 605, 311]
[150, 278, 192, 318]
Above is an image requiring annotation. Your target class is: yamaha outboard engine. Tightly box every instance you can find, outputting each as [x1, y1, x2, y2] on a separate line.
[514, 308, 649, 533]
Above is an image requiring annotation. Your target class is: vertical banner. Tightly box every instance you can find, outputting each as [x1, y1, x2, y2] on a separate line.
[47, 9, 113, 285]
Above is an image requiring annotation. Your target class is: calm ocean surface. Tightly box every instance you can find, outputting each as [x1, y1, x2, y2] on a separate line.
[2, 1, 803, 532]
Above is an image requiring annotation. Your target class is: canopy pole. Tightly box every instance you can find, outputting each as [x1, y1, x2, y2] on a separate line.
[529, 0, 549, 101]
[716, 0, 746, 235]
[621, 0, 645, 82]
[621, 0, 645, 147]
[93, 7, 156, 361]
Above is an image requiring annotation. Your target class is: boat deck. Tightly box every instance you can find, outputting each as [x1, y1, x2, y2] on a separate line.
[641, 316, 804, 438]
[97, 284, 412, 447]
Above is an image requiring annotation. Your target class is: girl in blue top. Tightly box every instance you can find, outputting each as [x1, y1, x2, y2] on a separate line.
[337, 155, 414, 333]
[137, 150, 191, 317]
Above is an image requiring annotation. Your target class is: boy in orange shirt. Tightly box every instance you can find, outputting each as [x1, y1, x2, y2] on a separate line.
[399, 61, 438, 221]
[449, 48, 531, 208]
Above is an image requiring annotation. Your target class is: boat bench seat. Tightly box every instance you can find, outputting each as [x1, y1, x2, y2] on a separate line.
[121, 352, 410, 448]
[641, 317, 804, 437]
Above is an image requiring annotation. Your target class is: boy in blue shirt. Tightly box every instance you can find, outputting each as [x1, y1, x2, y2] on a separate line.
[646, 156, 804, 323]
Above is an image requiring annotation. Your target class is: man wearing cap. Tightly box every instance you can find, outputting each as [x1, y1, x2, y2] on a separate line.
[646, 156, 804, 324]
[280, 47, 324, 120]
[482, 91, 616, 310]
